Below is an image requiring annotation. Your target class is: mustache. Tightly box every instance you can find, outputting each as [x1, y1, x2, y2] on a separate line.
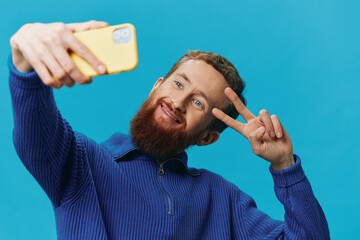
[156, 98, 186, 125]
[130, 96, 196, 162]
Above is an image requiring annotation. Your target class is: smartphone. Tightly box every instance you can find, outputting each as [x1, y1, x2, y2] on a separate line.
[70, 23, 138, 77]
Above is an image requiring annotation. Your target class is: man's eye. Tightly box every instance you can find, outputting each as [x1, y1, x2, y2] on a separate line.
[175, 81, 183, 88]
[194, 99, 202, 108]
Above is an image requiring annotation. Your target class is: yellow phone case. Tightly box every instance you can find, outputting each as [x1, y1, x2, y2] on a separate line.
[71, 23, 138, 77]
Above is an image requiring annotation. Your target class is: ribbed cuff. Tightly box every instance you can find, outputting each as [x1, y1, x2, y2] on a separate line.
[269, 154, 305, 188]
[8, 55, 45, 89]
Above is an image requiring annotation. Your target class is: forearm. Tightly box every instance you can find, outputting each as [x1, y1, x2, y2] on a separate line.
[270, 155, 330, 239]
[9, 56, 75, 205]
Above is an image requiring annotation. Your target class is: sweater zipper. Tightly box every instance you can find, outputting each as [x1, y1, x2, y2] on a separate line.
[159, 163, 172, 215]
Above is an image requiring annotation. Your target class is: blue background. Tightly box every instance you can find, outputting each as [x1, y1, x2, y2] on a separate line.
[1, 0, 359, 239]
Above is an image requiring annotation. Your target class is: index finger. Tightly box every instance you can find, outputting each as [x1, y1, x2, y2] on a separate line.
[224, 87, 255, 122]
[212, 108, 247, 137]
[66, 20, 109, 33]
[62, 31, 107, 75]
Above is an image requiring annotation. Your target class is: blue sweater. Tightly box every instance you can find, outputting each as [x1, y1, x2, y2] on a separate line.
[9, 58, 330, 240]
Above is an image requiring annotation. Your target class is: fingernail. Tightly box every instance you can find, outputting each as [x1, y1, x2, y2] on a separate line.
[97, 65, 106, 74]
[270, 131, 275, 138]
[277, 131, 282, 138]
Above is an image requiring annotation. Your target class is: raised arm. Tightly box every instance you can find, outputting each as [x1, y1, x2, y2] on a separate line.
[213, 87, 330, 239]
[9, 21, 107, 206]
[10, 21, 107, 86]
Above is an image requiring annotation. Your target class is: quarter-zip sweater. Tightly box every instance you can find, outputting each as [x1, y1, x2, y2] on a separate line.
[9, 58, 330, 240]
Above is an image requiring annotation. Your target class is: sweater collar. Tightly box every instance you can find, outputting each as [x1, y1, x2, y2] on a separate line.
[101, 132, 200, 177]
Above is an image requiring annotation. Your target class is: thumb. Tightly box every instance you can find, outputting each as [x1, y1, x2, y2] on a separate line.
[66, 20, 109, 33]
[248, 126, 265, 154]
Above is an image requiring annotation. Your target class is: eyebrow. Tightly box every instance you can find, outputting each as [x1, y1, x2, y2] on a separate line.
[175, 72, 213, 108]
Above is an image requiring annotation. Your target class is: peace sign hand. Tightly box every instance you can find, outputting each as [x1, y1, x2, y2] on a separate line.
[212, 87, 295, 171]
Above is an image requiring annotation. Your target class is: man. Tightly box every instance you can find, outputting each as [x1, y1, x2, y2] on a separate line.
[9, 21, 330, 239]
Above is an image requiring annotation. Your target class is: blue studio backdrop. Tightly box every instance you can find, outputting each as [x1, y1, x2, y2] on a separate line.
[1, 0, 359, 239]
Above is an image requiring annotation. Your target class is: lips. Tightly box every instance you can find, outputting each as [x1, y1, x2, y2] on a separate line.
[160, 103, 182, 124]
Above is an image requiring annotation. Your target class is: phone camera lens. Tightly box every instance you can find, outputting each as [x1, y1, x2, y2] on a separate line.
[113, 31, 121, 40]
[113, 27, 132, 45]
[122, 29, 130, 38]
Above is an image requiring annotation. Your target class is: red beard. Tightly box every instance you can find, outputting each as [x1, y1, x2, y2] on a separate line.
[130, 96, 199, 163]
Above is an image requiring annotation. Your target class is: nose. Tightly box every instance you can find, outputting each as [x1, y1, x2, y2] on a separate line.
[172, 95, 187, 114]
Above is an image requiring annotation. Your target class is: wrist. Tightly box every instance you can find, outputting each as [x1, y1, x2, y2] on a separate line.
[270, 154, 305, 187]
[11, 51, 33, 73]
[10, 37, 33, 73]
[271, 154, 295, 171]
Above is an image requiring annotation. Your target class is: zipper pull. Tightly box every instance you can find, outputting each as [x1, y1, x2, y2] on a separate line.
[159, 164, 164, 175]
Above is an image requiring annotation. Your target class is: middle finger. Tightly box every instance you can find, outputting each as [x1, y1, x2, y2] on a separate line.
[49, 41, 92, 85]
[259, 109, 275, 138]
[35, 43, 75, 87]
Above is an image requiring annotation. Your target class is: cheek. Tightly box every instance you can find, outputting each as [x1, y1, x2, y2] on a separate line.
[184, 110, 206, 129]
[153, 88, 175, 102]
[158, 82, 175, 92]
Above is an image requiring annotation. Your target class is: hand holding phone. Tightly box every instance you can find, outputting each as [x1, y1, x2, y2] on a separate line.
[10, 21, 137, 88]
[71, 23, 138, 77]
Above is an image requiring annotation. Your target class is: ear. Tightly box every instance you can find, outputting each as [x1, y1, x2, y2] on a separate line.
[196, 130, 220, 146]
[149, 77, 164, 96]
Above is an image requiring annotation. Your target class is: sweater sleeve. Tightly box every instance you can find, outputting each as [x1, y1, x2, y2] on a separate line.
[238, 155, 330, 239]
[9, 56, 89, 207]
